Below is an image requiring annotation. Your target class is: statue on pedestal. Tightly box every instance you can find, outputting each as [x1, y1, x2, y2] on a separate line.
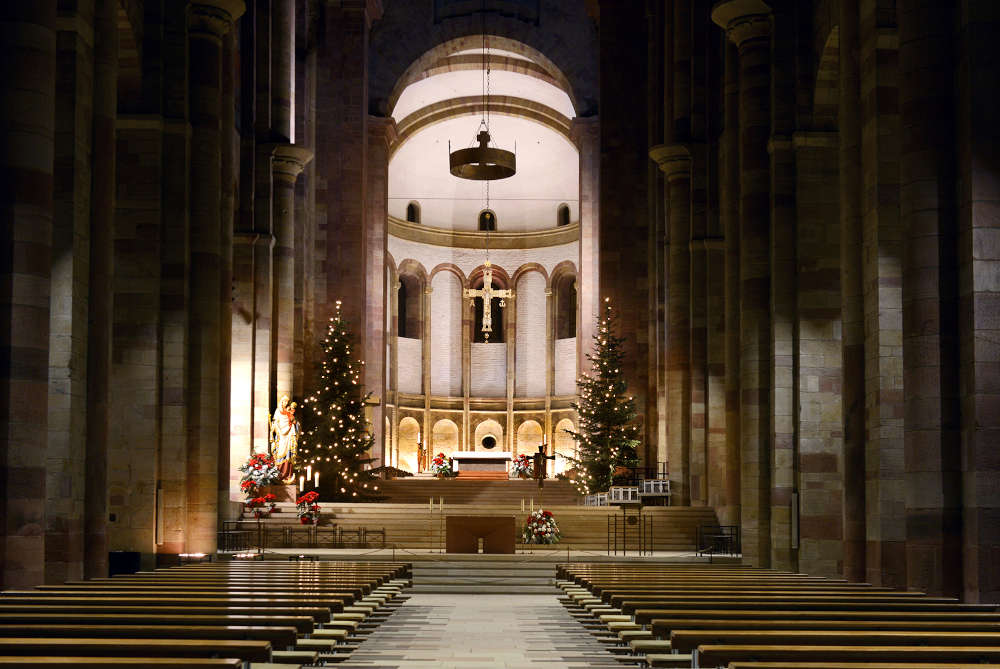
[270, 394, 299, 482]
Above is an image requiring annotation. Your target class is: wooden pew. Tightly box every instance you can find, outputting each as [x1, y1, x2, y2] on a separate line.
[0, 613, 314, 635]
[0, 625, 298, 649]
[0, 604, 332, 624]
[0, 594, 346, 614]
[697, 645, 1000, 666]
[633, 608, 1000, 626]
[0, 658, 244, 669]
[0, 639, 271, 663]
[727, 663, 1000, 669]
[649, 617, 1000, 638]
[669, 629, 1000, 653]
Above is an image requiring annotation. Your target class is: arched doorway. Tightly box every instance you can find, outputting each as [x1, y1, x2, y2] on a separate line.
[554, 418, 576, 476]
[398, 417, 420, 473]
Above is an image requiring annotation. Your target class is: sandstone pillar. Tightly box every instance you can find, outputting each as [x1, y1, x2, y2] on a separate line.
[85, 0, 118, 578]
[186, 0, 244, 554]
[650, 144, 692, 505]
[47, 0, 94, 584]
[0, 1, 56, 588]
[794, 131, 844, 579]
[839, 0, 866, 583]
[219, 29, 237, 510]
[956, 0, 1000, 604]
[364, 116, 395, 466]
[898, 0, 962, 598]
[273, 144, 313, 400]
[712, 0, 772, 567]
[722, 41, 742, 528]
[860, 0, 906, 588]
[571, 117, 600, 388]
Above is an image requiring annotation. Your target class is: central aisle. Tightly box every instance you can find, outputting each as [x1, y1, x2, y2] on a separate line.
[339, 593, 628, 668]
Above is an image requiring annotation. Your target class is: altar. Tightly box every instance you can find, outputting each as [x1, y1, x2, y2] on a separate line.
[450, 451, 513, 480]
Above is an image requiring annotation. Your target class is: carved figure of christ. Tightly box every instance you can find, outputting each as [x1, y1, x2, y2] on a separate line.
[463, 263, 513, 340]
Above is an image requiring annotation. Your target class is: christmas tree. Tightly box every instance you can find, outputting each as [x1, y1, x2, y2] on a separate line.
[566, 298, 641, 494]
[298, 300, 381, 501]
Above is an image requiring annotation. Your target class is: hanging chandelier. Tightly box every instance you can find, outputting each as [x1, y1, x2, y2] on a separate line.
[448, 6, 516, 181]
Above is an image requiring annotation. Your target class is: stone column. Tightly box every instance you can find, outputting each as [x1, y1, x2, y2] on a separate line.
[545, 289, 554, 456]
[898, 0, 962, 599]
[85, 0, 118, 579]
[956, 0, 1000, 605]
[48, 0, 94, 584]
[839, 0, 866, 584]
[689, 147, 709, 507]
[421, 284, 432, 465]
[571, 117, 600, 391]
[230, 232, 258, 468]
[219, 29, 237, 508]
[794, 131, 844, 579]
[722, 41, 742, 528]
[365, 116, 396, 466]
[650, 144, 692, 506]
[272, 144, 313, 400]
[387, 276, 398, 469]
[860, 0, 906, 589]
[0, 1, 56, 588]
[186, 0, 244, 554]
[712, 0, 772, 567]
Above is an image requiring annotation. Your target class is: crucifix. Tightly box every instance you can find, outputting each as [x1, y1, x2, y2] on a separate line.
[463, 261, 513, 340]
[532, 441, 556, 489]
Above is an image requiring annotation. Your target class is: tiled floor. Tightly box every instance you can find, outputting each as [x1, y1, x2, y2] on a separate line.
[337, 593, 629, 668]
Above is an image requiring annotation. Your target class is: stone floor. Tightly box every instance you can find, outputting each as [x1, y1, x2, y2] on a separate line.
[335, 593, 631, 668]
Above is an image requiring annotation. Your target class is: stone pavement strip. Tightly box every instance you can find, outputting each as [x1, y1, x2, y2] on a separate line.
[334, 593, 631, 668]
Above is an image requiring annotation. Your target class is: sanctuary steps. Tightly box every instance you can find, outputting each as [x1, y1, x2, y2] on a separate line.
[242, 502, 720, 552]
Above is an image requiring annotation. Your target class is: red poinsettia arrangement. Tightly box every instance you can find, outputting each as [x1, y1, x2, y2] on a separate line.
[511, 454, 532, 477]
[429, 452, 453, 477]
[296, 490, 321, 524]
[245, 493, 277, 519]
[238, 453, 281, 499]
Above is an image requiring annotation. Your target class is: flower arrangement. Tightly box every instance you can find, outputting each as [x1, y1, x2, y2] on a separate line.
[296, 491, 321, 524]
[429, 452, 453, 477]
[245, 493, 277, 519]
[238, 453, 282, 498]
[511, 454, 533, 478]
[522, 509, 560, 544]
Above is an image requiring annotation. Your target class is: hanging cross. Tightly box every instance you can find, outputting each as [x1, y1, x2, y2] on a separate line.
[532, 443, 556, 489]
[463, 261, 513, 340]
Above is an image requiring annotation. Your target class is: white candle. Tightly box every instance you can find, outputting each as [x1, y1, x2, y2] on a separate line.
[307, 464, 312, 480]
[429, 497, 433, 512]
[530, 499, 534, 513]
[521, 499, 525, 511]
[314, 472, 319, 487]
[299, 475, 305, 492]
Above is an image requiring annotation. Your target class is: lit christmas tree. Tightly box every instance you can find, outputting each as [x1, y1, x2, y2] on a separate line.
[298, 300, 381, 501]
[566, 298, 641, 494]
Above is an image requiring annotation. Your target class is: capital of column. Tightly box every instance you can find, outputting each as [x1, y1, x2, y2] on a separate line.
[711, 0, 771, 47]
[270, 143, 314, 184]
[368, 115, 399, 150]
[649, 143, 692, 181]
[188, 0, 245, 38]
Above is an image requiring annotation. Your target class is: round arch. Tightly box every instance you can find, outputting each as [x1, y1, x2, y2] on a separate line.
[431, 418, 459, 454]
[516, 420, 543, 458]
[398, 417, 421, 473]
[473, 419, 504, 452]
[553, 418, 576, 476]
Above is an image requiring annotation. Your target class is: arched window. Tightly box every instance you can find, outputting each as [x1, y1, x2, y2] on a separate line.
[397, 274, 421, 338]
[557, 203, 570, 227]
[478, 209, 497, 231]
[406, 201, 421, 224]
[471, 276, 505, 343]
[554, 273, 577, 339]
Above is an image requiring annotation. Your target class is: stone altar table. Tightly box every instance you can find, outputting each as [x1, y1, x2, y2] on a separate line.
[450, 451, 513, 480]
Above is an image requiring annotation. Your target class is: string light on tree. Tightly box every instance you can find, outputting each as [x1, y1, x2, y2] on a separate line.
[565, 298, 640, 495]
[297, 300, 380, 501]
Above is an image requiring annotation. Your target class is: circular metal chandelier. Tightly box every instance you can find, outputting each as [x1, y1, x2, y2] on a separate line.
[448, 7, 516, 181]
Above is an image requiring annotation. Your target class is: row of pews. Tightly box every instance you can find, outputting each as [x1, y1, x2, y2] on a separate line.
[0, 560, 411, 668]
[556, 563, 1000, 668]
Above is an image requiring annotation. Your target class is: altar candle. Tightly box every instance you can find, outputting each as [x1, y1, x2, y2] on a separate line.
[530, 499, 534, 513]
[307, 464, 312, 480]
[521, 498, 524, 511]
[439, 496, 444, 509]
[429, 497, 433, 512]
[314, 472, 319, 487]
[299, 475, 305, 492]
